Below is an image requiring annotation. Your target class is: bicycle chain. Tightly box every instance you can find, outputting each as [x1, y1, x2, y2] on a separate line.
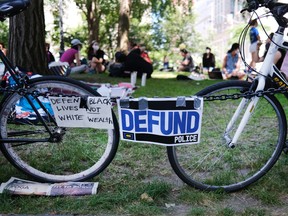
[1, 85, 288, 101]
[0, 87, 57, 97]
[203, 86, 288, 101]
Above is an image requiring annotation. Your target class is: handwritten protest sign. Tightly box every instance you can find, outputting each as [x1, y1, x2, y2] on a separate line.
[49, 96, 114, 129]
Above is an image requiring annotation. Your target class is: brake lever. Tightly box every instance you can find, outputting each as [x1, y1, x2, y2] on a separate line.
[283, 17, 288, 28]
[241, 8, 250, 13]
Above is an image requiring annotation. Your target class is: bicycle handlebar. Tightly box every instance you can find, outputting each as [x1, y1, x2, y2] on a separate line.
[245, 0, 261, 12]
[243, 0, 288, 27]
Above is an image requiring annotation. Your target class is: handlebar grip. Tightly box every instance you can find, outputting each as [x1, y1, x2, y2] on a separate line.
[240, 8, 249, 13]
[247, 0, 260, 11]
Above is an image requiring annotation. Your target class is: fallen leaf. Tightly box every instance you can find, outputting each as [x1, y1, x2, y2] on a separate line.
[140, 192, 153, 202]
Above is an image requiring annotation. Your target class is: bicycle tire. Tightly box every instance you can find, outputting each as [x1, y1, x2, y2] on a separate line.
[167, 80, 287, 192]
[0, 76, 119, 182]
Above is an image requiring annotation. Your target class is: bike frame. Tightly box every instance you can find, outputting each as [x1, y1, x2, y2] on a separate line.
[0, 48, 58, 144]
[226, 26, 288, 147]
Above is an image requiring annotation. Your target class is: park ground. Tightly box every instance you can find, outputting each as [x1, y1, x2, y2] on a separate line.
[1, 71, 288, 216]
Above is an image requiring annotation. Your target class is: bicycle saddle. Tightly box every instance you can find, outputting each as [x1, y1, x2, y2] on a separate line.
[0, 0, 30, 19]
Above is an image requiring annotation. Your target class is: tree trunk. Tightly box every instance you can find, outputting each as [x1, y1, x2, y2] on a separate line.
[8, 0, 50, 74]
[118, 0, 131, 54]
[87, 0, 101, 44]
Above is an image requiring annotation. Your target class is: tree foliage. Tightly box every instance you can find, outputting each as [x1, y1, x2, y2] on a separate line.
[162, 8, 200, 52]
[0, 0, 202, 75]
[74, 0, 119, 44]
[0, 20, 9, 47]
[44, 0, 199, 56]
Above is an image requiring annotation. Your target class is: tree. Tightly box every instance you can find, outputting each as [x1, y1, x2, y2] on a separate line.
[172, 0, 194, 13]
[46, 0, 195, 57]
[75, 0, 101, 43]
[117, 0, 194, 53]
[9, 0, 49, 74]
[117, 0, 131, 53]
[0, 21, 9, 46]
[75, 0, 119, 45]
[161, 6, 200, 52]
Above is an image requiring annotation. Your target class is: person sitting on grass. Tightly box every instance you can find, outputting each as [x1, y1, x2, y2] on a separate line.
[222, 43, 245, 80]
[178, 49, 194, 72]
[87, 41, 106, 74]
[60, 39, 88, 74]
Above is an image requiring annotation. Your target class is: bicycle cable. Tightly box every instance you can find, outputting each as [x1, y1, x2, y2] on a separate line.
[238, 9, 282, 80]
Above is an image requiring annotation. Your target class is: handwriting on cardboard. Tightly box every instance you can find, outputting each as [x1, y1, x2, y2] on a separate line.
[49, 96, 114, 129]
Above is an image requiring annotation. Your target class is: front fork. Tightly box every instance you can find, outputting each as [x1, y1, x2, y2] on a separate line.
[224, 77, 265, 148]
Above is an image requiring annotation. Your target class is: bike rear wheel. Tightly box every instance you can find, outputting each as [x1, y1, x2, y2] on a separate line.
[167, 81, 286, 192]
[0, 76, 119, 182]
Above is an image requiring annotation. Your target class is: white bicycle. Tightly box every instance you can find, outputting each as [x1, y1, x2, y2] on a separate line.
[166, 0, 288, 192]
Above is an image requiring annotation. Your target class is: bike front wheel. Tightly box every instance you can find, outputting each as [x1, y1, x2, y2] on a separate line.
[167, 81, 286, 192]
[0, 76, 119, 182]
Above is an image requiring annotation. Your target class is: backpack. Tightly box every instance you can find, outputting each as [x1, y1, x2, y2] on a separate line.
[109, 62, 125, 77]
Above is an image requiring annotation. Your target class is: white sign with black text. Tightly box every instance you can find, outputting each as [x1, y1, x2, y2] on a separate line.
[49, 96, 114, 129]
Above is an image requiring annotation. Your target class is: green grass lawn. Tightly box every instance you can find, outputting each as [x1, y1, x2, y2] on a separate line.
[71, 71, 221, 97]
[1, 71, 288, 215]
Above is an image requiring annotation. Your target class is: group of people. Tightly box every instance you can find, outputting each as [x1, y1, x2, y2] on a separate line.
[174, 17, 287, 81]
[55, 39, 106, 74]
[160, 46, 215, 76]
[49, 39, 154, 79]
[47, 17, 287, 81]
[175, 18, 285, 81]
[108, 43, 153, 78]
[44, 33, 249, 81]
[0, 38, 246, 81]
[172, 43, 244, 80]
[222, 19, 287, 80]
[174, 44, 242, 80]
[178, 46, 216, 74]
[46, 39, 107, 75]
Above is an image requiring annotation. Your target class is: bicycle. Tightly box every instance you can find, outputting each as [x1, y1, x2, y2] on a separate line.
[2, 0, 287, 194]
[166, 0, 288, 192]
[0, 0, 119, 183]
